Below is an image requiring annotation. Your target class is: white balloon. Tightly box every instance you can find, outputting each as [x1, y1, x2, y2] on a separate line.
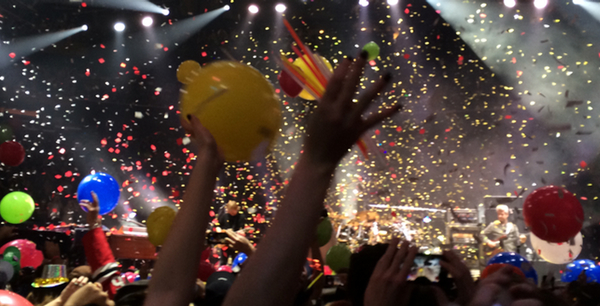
[530, 232, 582, 264]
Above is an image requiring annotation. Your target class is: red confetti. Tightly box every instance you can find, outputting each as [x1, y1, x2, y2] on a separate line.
[8, 53, 15, 59]
[419, 128, 425, 134]
[57, 186, 64, 192]
[98, 58, 105, 64]
[580, 161, 587, 168]
[403, 54, 410, 59]
[396, 126, 403, 132]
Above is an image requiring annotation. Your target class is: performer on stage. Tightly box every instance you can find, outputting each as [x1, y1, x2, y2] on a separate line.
[215, 200, 246, 265]
[481, 205, 527, 256]
[217, 200, 245, 234]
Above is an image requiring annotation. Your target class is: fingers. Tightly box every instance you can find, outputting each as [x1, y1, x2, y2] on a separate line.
[351, 74, 392, 122]
[180, 114, 193, 135]
[224, 238, 235, 246]
[389, 241, 410, 274]
[439, 260, 459, 279]
[337, 51, 368, 107]
[225, 229, 237, 239]
[90, 192, 100, 208]
[321, 58, 352, 104]
[372, 238, 399, 275]
[361, 104, 402, 132]
[397, 246, 418, 281]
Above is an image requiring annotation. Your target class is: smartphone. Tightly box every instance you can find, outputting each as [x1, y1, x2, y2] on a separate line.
[206, 232, 228, 244]
[407, 254, 443, 283]
[325, 275, 342, 287]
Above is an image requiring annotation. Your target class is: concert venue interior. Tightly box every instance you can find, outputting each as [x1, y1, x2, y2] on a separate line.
[1, 0, 600, 299]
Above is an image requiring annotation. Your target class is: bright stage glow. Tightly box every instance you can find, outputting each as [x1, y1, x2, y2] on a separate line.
[224, 5, 231, 11]
[573, 0, 583, 4]
[142, 16, 153, 27]
[504, 0, 516, 8]
[114, 22, 125, 32]
[275, 4, 287, 13]
[162, 9, 170, 16]
[387, 0, 399, 5]
[359, 0, 369, 7]
[534, 0, 548, 8]
[81, 25, 88, 31]
[248, 4, 259, 14]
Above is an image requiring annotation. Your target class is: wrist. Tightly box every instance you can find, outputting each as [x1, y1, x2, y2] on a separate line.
[297, 154, 337, 176]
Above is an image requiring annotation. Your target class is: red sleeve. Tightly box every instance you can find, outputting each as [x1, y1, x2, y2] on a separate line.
[83, 228, 116, 272]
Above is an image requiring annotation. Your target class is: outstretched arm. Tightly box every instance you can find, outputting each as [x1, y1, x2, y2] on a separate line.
[224, 51, 399, 306]
[144, 115, 223, 306]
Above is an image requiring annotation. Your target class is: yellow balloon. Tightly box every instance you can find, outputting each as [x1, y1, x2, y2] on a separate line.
[177, 60, 201, 84]
[293, 55, 333, 101]
[147, 206, 177, 247]
[180, 61, 281, 162]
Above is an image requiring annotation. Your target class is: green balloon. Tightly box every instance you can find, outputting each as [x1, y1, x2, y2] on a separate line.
[362, 42, 380, 61]
[3, 247, 20, 275]
[0, 125, 12, 143]
[326, 244, 352, 273]
[316, 217, 333, 247]
[0, 192, 35, 224]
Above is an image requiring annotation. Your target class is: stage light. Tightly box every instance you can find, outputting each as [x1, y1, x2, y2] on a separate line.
[504, 0, 516, 7]
[142, 16, 153, 27]
[248, 4, 259, 14]
[224, 5, 231, 11]
[114, 22, 125, 32]
[534, 0, 548, 8]
[81, 25, 88, 31]
[162, 9, 170, 16]
[387, 0, 399, 5]
[275, 3, 287, 12]
[359, 0, 369, 7]
[573, 0, 583, 4]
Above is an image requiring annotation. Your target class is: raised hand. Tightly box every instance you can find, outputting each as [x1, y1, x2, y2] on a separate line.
[63, 282, 114, 306]
[180, 114, 224, 171]
[363, 239, 418, 306]
[59, 276, 89, 304]
[79, 191, 100, 229]
[224, 229, 255, 256]
[304, 51, 400, 169]
[441, 250, 476, 305]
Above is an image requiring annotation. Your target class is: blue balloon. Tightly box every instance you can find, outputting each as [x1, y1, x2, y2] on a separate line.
[232, 253, 248, 269]
[561, 259, 599, 283]
[77, 173, 120, 215]
[488, 252, 538, 284]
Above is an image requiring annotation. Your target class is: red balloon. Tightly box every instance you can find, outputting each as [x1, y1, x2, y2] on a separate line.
[0, 141, 25, 167]
[197, 261, 216, 282]
[217, 265, 232, 273]
[523, 186, 584, 243]
[0, 290, 33, 306]
[0, 240, 44, 269]
[481, 263, 525, 280]
[278, 70, 303, 98]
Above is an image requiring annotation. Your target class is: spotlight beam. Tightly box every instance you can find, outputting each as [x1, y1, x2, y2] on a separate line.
[153, 7, 228, 50]
[0, 27, 85, 68]
[64, 0, 168, 14]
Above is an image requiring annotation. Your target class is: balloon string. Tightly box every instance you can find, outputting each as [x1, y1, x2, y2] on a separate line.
[283, 19, 327, 86]
[292, 44, 327, 88]
[279, 55, 322, 99]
